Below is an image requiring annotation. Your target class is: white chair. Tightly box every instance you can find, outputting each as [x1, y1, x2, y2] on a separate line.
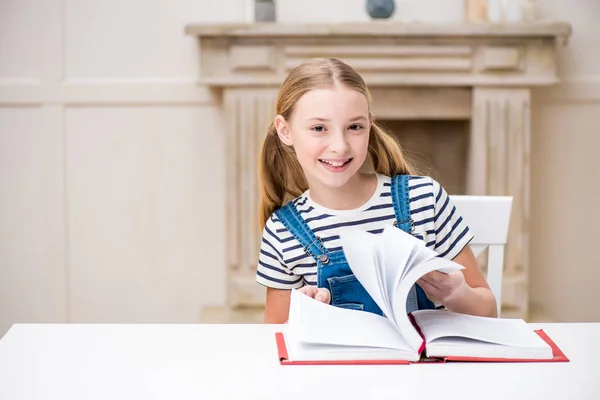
[450, 195, 513, 317]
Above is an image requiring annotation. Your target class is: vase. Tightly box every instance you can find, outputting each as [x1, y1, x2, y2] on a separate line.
[255, 1, 276, 22]
[366, 0, 396, 19]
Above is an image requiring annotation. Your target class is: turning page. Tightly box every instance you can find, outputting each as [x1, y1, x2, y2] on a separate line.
[339, 226, 464, 352]
[335, 229, 395, 321]
[380, 226, 464, 351]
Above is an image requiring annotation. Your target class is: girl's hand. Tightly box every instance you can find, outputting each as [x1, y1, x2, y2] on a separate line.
[417, 270, 467, 306]
[298, 286, 331, 304]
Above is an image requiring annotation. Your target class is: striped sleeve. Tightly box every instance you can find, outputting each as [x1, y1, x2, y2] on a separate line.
[432, 180, 474, 260]
[255, 215, 304, 290]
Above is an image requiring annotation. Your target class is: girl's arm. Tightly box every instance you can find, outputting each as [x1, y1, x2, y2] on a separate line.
[419, 244, 498, 318]
[264, 288, 292, 323]
[448, 244, 497, 317]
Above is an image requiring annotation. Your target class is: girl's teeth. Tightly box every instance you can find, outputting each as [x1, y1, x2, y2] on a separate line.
[322, 160, 347, 167]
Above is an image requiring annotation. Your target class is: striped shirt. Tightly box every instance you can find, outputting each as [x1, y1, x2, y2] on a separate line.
[256, 174, 473, 289]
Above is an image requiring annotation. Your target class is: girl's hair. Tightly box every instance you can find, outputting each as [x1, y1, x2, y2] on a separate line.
[258, 58, 417, 228]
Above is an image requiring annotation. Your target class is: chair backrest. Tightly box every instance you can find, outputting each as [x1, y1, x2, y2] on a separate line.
[449, 195, 513, 317]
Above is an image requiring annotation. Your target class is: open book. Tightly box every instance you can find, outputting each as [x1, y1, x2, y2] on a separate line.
[276, 226, 568, 365]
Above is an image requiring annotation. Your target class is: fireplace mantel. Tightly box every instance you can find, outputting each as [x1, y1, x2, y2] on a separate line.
[184, 21, 570, 40]
[185, 21, 571, 319]
[185, 21, 570, 87]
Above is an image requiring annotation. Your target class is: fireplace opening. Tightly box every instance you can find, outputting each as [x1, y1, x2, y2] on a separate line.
[376, 119, 470, 195]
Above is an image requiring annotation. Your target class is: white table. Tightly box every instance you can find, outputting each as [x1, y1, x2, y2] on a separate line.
[0, 323, 598, 400]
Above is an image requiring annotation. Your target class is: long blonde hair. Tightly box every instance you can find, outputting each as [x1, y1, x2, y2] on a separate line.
[258, 58, 416, 228]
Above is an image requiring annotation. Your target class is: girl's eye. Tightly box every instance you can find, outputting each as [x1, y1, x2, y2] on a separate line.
[312, 126, 325, 132]
[349, 124, 363, 131]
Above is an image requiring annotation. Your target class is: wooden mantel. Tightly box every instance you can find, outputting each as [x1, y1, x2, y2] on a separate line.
[185, 21, 571, 38]
[185, 21, 571, 87]
[185, 21, 571, 320]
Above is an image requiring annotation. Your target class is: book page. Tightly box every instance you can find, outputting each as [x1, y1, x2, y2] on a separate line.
[379, 231, 411, 324]
[288, 289, 413, 352]
[380, 226, 439, 313]
[390, 256, 464, 351]
[382, 226, 458, 277]
[338, 226, 464, 353]
[412, 309, 551, 348]
[337, 228, 395, 322]
[379, 229, 415, 289]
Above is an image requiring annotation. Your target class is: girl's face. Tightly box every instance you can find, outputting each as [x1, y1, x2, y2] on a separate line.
[275, 85, 372, 194]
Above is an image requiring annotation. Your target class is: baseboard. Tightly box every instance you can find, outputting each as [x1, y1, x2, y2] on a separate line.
[199, 305, 265, 324]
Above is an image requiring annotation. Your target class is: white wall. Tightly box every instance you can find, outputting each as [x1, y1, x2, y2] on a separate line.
[1, 0, 599, 337]
[275, 0, 467, 23]
[529, 0, 600, 322]
[0, 0, 248, 336]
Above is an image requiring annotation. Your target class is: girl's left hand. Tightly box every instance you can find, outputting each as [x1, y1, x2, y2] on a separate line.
[297, 286, 331, 304]
[417, 270, 467, 305]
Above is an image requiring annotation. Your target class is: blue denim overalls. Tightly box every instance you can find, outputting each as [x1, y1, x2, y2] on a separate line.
[275, 174, 435, 316]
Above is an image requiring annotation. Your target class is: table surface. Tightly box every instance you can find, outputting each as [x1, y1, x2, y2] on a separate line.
[1, 322, 599, 400]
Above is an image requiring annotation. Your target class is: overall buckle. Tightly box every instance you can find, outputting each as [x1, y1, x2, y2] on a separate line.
[303, 236, 330, 264]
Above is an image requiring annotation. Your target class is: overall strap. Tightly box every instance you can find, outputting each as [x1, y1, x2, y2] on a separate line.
[274, 201, 330, 264]
[390, 174, 414, 234]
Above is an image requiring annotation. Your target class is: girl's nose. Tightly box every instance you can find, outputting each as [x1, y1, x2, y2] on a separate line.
[328, 130, 350, 153]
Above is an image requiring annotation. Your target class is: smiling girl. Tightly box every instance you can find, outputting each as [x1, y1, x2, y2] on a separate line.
[256, 58, 497, 324]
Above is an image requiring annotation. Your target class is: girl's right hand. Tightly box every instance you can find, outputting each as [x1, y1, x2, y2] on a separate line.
[298, 286, 331, 304]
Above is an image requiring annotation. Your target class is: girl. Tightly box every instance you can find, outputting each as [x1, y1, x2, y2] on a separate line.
[256, 58, 497, 324]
